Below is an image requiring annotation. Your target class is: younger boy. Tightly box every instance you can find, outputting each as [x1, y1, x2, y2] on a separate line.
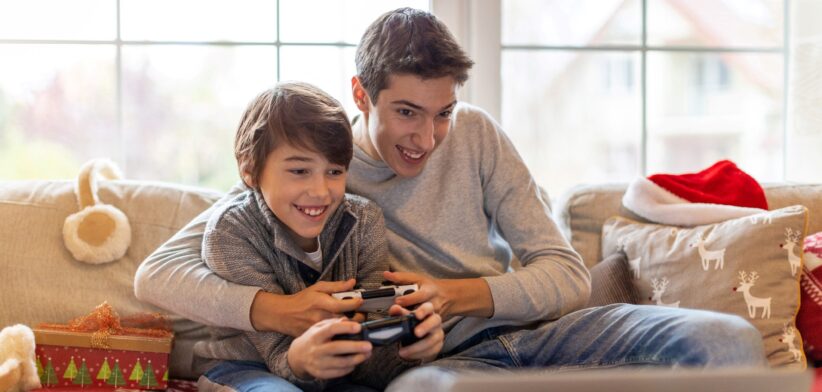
[195, 81, 443, 391]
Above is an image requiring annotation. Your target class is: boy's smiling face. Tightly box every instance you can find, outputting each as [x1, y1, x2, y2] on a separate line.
[353, 74, 458, 178]
[251, 142, 347, 251]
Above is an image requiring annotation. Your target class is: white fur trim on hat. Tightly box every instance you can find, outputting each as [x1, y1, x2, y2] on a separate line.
[622, 176, 766, 226]
[63, 204, 132, 264]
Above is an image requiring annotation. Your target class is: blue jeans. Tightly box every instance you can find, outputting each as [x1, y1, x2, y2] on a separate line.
[387, 304, 767, 391]
[199, 360, 379, 392]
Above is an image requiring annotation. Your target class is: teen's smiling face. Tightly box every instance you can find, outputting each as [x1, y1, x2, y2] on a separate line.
[250, 143, 347, 251]
[353, 74, 457, 178]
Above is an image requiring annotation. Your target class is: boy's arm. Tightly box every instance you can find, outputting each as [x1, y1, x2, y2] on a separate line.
[133, 184, 261, 331]
[203, 220, 327, 391]
[354, 201, 390, 291]
[348, 202, 429, 390]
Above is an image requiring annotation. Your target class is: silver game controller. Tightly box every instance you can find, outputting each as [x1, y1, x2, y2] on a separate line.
[332, 284, 419, 313]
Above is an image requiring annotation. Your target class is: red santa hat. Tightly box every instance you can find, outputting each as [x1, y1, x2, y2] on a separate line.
[622, 160, 769, 226]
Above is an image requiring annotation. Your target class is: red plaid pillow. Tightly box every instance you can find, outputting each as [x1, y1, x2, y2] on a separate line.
[798, 232, 822, 364]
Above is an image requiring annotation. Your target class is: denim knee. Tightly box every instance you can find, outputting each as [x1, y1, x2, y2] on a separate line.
[709, 313, 766, 366]
[672, 311, 766, 367]
[199, 360, 301, 392]
[385, 366, 458, 392]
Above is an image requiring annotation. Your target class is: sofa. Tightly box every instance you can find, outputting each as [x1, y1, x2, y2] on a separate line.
[1, 179, 820, 382]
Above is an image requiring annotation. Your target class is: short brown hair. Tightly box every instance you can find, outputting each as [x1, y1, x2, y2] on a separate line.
[234, 81, 352, 188]
[355, 7, 474, 103]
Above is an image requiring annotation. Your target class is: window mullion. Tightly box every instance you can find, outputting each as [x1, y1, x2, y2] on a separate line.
[641, 0, 648, 176]
[276, 0, 281, 81]
[116, 0, 124, 174]
[782, 0, 791, 181]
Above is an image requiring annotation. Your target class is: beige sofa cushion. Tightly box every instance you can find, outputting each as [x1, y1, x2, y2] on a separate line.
[585, 252, 638, 308]
[554, 183, 822, 268]
[0, 180, 221, 379]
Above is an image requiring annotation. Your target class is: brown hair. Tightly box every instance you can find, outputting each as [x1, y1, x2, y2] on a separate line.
[355, 7, 474, 103]
[234, 81, 352, 187]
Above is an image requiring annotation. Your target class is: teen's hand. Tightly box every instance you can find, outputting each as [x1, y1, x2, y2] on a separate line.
[287, 318, 372, 380]
[384, 271, 493, 320]
[251, 279, 363, 336]
[388, 302, 444, 363]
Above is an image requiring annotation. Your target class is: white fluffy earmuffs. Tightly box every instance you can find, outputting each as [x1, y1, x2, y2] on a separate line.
[62, 159, 131, 264]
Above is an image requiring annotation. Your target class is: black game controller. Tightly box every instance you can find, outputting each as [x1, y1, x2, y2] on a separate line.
[332, 284, 418, 314]
[332, 314, 421, 346]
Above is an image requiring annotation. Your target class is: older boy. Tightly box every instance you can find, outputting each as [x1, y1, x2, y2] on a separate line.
[136, 7, 766, 390]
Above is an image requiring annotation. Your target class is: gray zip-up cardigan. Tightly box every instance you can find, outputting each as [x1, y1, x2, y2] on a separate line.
[194, 189, 417, 391]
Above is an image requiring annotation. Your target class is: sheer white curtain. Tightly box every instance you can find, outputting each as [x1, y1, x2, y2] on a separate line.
[788, 0, 822, 182]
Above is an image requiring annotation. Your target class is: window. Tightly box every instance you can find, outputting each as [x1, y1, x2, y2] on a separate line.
[497, 0, 807, 197]
[4, 1, 821, 194]
[0, 0, 427, 190]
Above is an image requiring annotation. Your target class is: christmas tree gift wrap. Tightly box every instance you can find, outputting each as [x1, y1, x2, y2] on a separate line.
[32, 303, 173, 390]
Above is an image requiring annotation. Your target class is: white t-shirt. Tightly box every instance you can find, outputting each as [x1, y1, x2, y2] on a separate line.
[305, 240, 323, 271]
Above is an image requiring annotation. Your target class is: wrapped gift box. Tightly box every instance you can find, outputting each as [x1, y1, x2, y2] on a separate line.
[31, 302, 173, 391]
[33, 328, 172, 390]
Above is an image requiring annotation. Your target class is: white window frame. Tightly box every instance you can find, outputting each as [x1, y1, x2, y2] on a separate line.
[435, 0, 790, 178]
[433, 0, 502, 121]
[1, 1, 798, 183]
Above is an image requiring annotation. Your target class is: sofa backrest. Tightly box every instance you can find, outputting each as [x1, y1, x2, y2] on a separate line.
[553, 183, 822, 268]
[0, 180, 222, 379]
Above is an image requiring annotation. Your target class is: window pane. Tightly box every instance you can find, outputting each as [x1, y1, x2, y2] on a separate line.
[502, 0, 641, 46]
[787, 0, 822, 183]
[646, 52, 783, 180]
[280, 46, 358, 118]
[0, 45, 117, 180]
[279, 0, 428, 44]
[121, 0, 277, 42]
[501, 50, 641, 197]
[648, 0, 784, 47]
[121, 45, 277, 190]
[0, 1, 115, 40]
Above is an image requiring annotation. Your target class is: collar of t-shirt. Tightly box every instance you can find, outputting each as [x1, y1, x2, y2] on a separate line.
[305, 239, 323, 272]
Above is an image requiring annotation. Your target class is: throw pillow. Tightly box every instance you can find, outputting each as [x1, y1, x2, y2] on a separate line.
[602, 205, 808, 368]
[586, 252, 638, 308]
[799, 231, 822, 365]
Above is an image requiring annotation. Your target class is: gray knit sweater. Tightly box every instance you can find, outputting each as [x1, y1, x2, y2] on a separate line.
[195, 189, 415, 390]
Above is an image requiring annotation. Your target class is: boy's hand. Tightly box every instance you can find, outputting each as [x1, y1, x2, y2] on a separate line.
[384, 271, 493, 320]
[388, 302, 444, 363]
[287, 317, 373, 380]
[251, 279, 363, 336]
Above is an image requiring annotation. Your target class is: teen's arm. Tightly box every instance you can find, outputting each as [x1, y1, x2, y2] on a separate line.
[393, 110, 590, 322]
[470, 112, 591, 321]
[134, 183, 360, 334]
[134, 184, 262, 331]
[388, 271, 494, 319]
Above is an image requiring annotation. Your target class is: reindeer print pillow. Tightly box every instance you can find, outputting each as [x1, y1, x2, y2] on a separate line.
[601, 205, 808, 368]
